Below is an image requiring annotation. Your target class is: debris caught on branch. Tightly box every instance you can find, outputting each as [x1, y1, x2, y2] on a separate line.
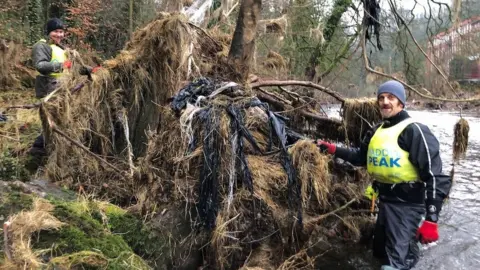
[362, 0, 383, 51]
[341, 98, 381, 146]
[263, 51, 287, 71]
[8, 12, 383, 269]
[258, 14, 288, 36]
[453, 118, 469, 162]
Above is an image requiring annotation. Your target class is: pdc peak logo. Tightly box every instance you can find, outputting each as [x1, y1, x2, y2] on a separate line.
[368, 148, 401, 168]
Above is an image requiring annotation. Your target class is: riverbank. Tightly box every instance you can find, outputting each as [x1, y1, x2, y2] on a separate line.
[406, 99, 480, 114]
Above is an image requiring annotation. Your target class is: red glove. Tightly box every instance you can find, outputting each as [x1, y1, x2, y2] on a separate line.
[92, 66, 102, 73]
[416, 221, 439, 244]
[316, 140, 336, 154]
[63, 60, 72, 69]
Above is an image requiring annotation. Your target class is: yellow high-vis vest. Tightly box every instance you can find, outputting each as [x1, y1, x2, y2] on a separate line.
[39, 39, 66, 78]
[367, 118, 419, 184]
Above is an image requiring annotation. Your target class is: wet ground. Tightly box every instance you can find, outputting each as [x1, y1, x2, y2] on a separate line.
[411, 110, 480, 270]
[324, 108, 480, 270]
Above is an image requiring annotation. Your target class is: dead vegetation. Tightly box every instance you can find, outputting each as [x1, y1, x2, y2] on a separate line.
[453, 118, 470, 162]
[0, 40, 35, 90]
[258, 14, 288, 36]
[2, 198, 64, 269]
[263, 51, 287, 72]
[1, 13, 379, 269]
[341, 98, 381, 146]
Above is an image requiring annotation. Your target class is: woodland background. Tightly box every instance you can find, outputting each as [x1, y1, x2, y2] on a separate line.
[2, 0, 480, 98]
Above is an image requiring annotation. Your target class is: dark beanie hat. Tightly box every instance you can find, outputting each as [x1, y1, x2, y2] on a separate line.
[45, 18, 65, 35]
[377, 80, 406, 106]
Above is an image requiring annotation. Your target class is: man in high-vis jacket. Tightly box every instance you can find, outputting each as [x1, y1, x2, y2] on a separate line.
[29, 18, 96, 160]
[28, 18, 70, 160]
[32, 18, 72, 98]
[317, 80, 452, 270]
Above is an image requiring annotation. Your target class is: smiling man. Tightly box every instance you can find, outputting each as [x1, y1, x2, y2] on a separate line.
[32, 18, 72, 98]
[317, 80, 452, 270]
[28, 18, 97, 162]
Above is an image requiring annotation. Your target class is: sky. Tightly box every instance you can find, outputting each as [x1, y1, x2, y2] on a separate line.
[383, 0, 452, 15]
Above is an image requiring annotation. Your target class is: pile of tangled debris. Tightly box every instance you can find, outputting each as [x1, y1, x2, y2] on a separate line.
[2, 13, 387, 269]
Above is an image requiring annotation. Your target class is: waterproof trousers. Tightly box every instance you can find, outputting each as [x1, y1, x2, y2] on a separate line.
[372, 200, 425, 270]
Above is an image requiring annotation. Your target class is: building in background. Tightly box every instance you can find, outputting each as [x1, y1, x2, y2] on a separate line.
[426, 16, 480, 85]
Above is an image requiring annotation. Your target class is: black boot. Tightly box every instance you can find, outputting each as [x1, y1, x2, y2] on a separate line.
[26, 134, 47, 172]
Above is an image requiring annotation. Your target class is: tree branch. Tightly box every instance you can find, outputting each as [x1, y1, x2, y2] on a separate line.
[306, 198, 357, 225]
[6, 83, 85, 111]
[299, 110, 343, 126]
[256, 92, 294, 111]
[255, 91, 342, 129]
[6, 103, 41, 110]
[388, 0, 459, 97]
[257, 87, 292, 105]
[48, 122, 128, 180]
[251, 80, 345, 102]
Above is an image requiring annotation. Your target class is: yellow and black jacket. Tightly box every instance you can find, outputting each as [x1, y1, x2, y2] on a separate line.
[32, 38, 66, 98]
[31, 39, 91, 98]
[334, 110, 452, 221]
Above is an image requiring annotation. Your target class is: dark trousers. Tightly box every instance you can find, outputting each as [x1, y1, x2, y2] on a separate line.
[372, 200, 425, 270]
[29, 133, 47, 156]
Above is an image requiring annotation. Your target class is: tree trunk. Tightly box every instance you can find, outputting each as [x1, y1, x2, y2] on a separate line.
[28, 0, 40, 44]
[304, 0, 352, 81]
[129, 0, 133, 36]
[160, 0, 183, 12]
[227, 0, 262, 82]
[41, 0, 49, 26]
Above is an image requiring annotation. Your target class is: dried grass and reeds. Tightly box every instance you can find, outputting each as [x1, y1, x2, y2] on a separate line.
[341, 98, 381, 146]
[2, 198, 64, 269]
[0, 40, 35, 90]
[453, 118, 470, 162]
[23, 13, 376, 269]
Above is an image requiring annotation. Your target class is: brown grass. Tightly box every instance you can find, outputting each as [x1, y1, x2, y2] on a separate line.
[240, 244, 276, 270]
[277, 249, 316, 270]
[4, 198, 64, 269]
[263, 51, 287, 71]
[0, 41, 22, 89]
[29, 12, 377, 269]
[341, 98, 381, 146]
[453, 118, 469, 162]
[248, 155, 288, 211]
[288, 140, 331, 209]
[258, 14, 288, 35]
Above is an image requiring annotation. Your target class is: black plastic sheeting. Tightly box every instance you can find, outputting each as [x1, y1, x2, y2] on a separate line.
[227, 105, 256, 193]
[197, 107, 221, 230]
[363, 0, 383, 51]
[170, 77, 302, 230]
[171, 77, 217, 114]
[265, 109, 302, 225]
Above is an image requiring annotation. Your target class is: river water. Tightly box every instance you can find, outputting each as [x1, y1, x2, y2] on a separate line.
[324, 107, 480, 270]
